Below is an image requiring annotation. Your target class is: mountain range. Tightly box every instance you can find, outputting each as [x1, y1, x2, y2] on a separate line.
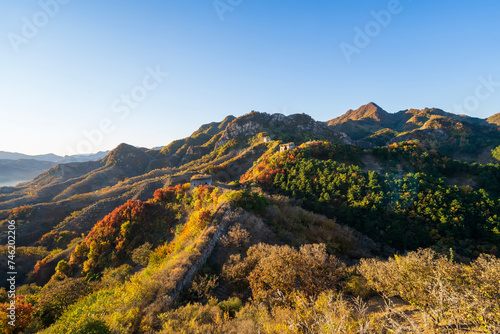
[0, 150, 110, 163]
[327, 102, 500, 162]
[2, 103, 500, 241]
[1, 103, 500, 332]
[2, 103, 500, 239]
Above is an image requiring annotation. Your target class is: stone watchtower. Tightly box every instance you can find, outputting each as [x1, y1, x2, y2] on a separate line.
[280, 142, 295, 152]
[190, 174, 212, 190]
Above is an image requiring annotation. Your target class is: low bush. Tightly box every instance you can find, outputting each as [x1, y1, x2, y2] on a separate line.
[359, 248, 500, 331]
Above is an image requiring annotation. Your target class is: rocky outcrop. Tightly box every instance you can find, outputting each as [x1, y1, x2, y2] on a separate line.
[215, 120, 264, 148]
[180, 146, 212, 164]
[215, 111, 350, 148]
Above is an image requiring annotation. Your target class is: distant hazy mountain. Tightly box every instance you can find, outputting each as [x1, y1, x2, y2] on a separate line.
[0, 159, 57, 186]
[0, 151, 109, 187]
[55, 151, 110, 163]
[0, 151, 61, 162]
[0, 150, 109, 163]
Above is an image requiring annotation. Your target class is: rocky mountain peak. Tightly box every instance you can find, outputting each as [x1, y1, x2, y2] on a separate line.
[327, 102, 390, 126]
[214, 111, 344, 148]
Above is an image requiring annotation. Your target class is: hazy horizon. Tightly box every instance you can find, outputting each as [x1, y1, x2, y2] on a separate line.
[2, 1, 500, 156]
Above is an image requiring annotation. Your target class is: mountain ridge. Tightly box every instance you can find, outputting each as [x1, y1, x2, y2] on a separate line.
[326, 103, 500, 160]
[3, 103, 500, 192]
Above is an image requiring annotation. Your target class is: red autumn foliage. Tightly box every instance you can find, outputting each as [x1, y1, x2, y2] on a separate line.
[0, 296, 35, 333]
[85, 200, 147, 244]
[153, 184, 186, 202]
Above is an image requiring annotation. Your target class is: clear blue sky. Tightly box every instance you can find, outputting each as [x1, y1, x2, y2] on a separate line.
[1, 0, 500, 155]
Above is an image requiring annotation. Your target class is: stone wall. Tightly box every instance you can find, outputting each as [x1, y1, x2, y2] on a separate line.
[168, 204, 232, 303]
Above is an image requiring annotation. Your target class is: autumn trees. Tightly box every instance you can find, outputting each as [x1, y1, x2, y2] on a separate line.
[223, 243, 344, 305]
[243, 141, 500, 255]
[69, 184, 223, 277]
[0, 296, 34, 334]
[73, 199, 149, 275]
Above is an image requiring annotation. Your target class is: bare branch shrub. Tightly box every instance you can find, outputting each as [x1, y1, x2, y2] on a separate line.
[220, 223, 251, 248]
[359, 248, 500, 331]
